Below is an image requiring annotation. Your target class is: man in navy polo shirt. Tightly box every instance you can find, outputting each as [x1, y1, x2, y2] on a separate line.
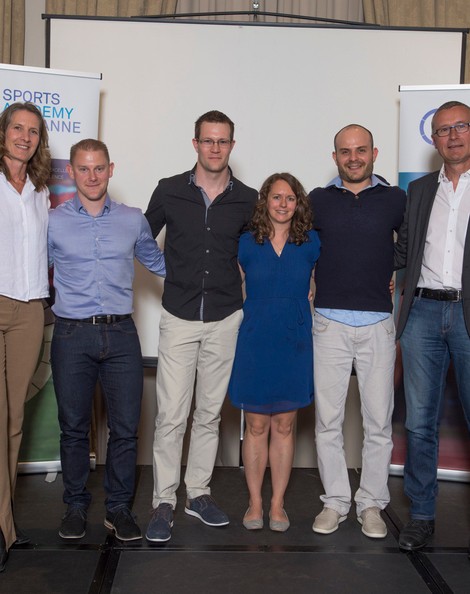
[310, 125, 406, 539]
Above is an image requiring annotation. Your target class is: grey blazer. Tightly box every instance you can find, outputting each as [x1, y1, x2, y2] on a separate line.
[395, 170, 470, 339]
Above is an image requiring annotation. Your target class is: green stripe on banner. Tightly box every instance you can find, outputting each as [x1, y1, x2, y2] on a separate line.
[19, 302, 60, 464]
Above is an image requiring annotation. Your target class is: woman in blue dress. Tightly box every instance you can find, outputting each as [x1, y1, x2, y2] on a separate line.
[229, 173, 320, 532]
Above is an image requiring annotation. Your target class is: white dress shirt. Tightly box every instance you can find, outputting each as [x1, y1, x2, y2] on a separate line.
[0, 172, 49, 301]
[418, 166, 470, 290]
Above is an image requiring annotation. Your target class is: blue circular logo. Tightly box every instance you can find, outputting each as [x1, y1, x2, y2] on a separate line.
[419, 108, 437, 145]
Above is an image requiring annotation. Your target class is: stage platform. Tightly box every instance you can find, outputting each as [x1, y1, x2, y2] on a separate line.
[2, 466, 469, 593]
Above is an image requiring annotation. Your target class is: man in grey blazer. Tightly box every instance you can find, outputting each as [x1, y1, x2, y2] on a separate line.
[395, 100, 470, 551]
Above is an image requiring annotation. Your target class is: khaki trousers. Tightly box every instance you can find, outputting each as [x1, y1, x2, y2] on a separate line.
[0, 297, 44, 550]
[152, 308, 242, 508]
[313, 312, 396, 516]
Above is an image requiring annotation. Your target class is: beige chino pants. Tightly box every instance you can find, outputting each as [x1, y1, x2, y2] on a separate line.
[313, 311, 396, 517]
[151, 308, 243, 509]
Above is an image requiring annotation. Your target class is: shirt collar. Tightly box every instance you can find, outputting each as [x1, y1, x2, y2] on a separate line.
[189, 166, 234, 192]
[439, 164, 470, 183]
[0, 171, 34, 192]
[72, 192, 112, 215]
[325, 173, 388, 191]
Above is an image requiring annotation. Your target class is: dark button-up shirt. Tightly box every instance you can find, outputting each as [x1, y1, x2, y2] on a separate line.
[145, 168, 257, 322]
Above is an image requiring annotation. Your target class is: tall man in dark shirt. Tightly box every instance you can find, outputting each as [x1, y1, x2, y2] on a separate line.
[145, 111, 257, 542]
[310, 125, 406, 539]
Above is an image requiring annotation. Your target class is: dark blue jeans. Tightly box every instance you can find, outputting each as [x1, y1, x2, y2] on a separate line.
[51, 317, 143, 511]
[400, 297, 470, 520]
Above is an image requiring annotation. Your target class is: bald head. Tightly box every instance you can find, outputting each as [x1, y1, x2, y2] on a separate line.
[332, 124, 378, 191]
[334, 124, 374, 152]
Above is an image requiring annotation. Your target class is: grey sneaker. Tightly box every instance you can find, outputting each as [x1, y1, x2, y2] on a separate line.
[357, 507, 387, 538]
[185, 495, 229, 526]
[312, 507, 347, 534]
[59, 506, 87, 539]
[146, 503, 174, 542]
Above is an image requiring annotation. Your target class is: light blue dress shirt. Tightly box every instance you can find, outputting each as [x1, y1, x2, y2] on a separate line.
[48, 194, 165, 319]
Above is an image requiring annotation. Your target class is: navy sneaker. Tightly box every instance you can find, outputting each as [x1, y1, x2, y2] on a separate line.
[146, 503, 174, 542]
[104, 507, 142, 541]
[185, 495, 229, 526]
[59, 506, 87, 539]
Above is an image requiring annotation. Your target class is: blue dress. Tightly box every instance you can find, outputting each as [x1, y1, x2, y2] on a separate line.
[229, 229, 321, 414]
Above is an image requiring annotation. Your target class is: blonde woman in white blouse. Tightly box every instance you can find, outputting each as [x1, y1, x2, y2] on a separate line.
[0, 102, 51, 572]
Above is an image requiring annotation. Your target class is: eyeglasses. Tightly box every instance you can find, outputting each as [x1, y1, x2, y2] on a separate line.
[197, 138, 232, 148]
[433, 122, 470, 137]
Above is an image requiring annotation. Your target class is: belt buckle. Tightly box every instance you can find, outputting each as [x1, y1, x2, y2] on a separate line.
[451, 290, 462, 302]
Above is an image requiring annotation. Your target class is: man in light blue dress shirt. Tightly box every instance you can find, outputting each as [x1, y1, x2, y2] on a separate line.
[48, 139, 165, 542]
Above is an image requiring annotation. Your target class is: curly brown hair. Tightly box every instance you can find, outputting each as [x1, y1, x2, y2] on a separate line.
[250, 172, 313, 245]
[0, 102, 51, 191]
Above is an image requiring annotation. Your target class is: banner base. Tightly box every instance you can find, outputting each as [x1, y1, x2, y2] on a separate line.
[18, 454, 96, 475]
[390, 463, 470, 483]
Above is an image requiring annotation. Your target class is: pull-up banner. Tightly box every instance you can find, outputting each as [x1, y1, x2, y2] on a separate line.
[393, 84, 470, 480]
[0, 63, 101, 472]
[1, 63, 101, 207]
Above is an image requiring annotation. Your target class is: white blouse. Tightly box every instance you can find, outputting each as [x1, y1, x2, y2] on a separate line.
[0, 172, 49, 301]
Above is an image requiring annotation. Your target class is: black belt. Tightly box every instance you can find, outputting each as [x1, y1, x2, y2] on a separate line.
[415, 288, 462, 302]
[58, 314, 132, 324]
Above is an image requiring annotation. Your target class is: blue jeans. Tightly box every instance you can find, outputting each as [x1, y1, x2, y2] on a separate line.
[400, 296, 470, 520]
[51, 317, 143, 511]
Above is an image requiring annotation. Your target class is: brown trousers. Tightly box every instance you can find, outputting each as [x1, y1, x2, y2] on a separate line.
[0, 297, 44, 550]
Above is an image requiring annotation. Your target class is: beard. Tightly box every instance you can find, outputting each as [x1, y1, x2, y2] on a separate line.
[338, 161, 374, 185]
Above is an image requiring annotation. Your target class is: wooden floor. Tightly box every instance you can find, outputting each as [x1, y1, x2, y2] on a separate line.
[2, 466, 469, 593]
